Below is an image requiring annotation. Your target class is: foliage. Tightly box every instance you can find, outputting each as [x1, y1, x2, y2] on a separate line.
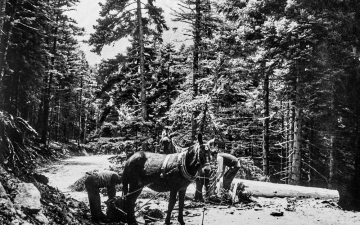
[0, 110, 41, 175]
[235, 182, 253, 203]
[1, 0, 360, 211]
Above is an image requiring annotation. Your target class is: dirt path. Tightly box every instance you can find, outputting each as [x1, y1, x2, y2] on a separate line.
[37, 155, 360, 225]
[37, 155, 115, 202]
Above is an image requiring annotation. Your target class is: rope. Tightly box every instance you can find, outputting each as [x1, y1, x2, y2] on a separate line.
[121, 182, 153, 199]
[135, 192, 162, 213]
[179, 151, 198, 181]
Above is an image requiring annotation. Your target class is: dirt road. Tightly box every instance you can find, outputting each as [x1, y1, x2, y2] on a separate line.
[37, 155, 360, 225]
[37, 155, 115, 202]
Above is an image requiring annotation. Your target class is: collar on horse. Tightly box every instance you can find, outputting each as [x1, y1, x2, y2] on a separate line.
[178, 151, 198, 181]
[160, 151, 198, 181]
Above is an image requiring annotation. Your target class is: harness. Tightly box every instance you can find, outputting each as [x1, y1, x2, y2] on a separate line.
[160, 154, 171, 178]
[178, 151, 198, 181]
[159, 150, 198, 181]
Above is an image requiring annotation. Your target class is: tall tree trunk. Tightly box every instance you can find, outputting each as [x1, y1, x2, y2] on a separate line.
[137, 0, 147, 121]
[166, 64, 171, 110]
[41, 11, 59, 144]
[352, 127, 360, 209]
[0, 0, 6, 36]
[78, 75, 83, 147]
[262, 61, 270, 176]
[328, 79, 336, 189]
[55, 87, 60, 142]
[286, 99, 291, 184]
[0, 0, 15, 93]
[290, 75, 302, 185]
[281, 100, 285, 182]
[191, 0, 201, 141]
[308, 119, 314, 186]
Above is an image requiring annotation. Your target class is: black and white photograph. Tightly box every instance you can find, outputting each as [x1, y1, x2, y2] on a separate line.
[1, 0, 360, 224]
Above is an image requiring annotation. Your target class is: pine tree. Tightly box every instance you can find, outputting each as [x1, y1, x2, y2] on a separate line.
[89, 0, 168, 121]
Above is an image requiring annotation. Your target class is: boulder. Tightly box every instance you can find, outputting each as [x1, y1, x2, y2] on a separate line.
[10, 219, 32, 225]
[34, 211, 49, 224]
[0, 182, 7, 197]
[0, 198, 16, 216]
[14, 183, 41, 214]
[33, 173, 49, 185]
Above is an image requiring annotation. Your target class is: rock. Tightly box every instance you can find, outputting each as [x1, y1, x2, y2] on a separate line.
[0, 197, 14, 209]
[0, 198, 16, 216]
[144, 208, 164, 219]
[10, 219, 21, 225]
[14, 183, 41, 214]
[270, 210, 284, 216]
[16, 209, 27, 218]
[33, 173, 49, 185]
[22, 221, 33, 225]
[10, 219, 32, 225]
[34, 211, 49, 224]
[144, 203, 160, 211]
[0, 183, 7, 197]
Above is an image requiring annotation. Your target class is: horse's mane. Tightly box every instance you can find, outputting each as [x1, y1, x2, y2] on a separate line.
[188, 143, 200, 166]
[172, 140, 188, 153]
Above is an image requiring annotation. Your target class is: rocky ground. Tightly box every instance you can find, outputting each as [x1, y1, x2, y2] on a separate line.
[32, 154, 360, 225]
[2, 111, 358, 225]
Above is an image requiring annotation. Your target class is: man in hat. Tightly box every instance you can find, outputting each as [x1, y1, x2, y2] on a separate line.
[85, 170, 122, 222]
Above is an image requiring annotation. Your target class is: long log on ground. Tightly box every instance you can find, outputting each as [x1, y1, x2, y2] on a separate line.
[223, 178, 339, 200]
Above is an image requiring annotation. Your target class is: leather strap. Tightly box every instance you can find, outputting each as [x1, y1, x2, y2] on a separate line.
[160, 154, 171, 178]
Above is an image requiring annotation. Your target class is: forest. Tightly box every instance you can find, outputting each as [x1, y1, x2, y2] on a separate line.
[1, 0, 360, 211]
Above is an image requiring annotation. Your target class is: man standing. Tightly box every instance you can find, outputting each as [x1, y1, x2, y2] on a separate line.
[85, 170, 122, 222]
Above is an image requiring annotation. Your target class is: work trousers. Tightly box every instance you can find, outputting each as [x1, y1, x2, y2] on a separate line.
[85, 175, 116, 220]
[222, 166, 240, 190]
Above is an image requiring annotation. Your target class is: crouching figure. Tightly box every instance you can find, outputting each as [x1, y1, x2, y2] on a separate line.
[214, 152, 241, 196]
[85, 170, 122, 222]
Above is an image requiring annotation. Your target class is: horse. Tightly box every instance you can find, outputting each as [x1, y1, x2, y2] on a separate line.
[122, 133, 211, 225]
[158, 130, 214, 202]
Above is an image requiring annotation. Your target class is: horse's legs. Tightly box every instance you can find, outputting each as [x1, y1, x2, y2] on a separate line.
[165, 190, 178, 225]
[178, 190, 186, 225]
[194, 178, 204, 201]
[126, 183, 142, 225]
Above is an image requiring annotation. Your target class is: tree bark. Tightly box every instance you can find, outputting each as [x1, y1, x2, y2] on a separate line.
[191, 0, 201, 141]
[262, 61, 270, 176]
[0, 0, 15, 91]
[328, 79, 336, 189]
[0, 0, 7, 45]
[228, 178, 339, 200]
[78, 75, 83, 147]
[137, 0, 147, 121]
[41, 8, 59, 144]
[289, 75, 301, 185]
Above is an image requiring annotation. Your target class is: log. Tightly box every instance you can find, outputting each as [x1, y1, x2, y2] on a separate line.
[221, 178, 339, 200]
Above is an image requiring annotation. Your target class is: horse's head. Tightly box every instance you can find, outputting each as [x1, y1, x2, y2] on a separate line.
[195, 133, 211, 174]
